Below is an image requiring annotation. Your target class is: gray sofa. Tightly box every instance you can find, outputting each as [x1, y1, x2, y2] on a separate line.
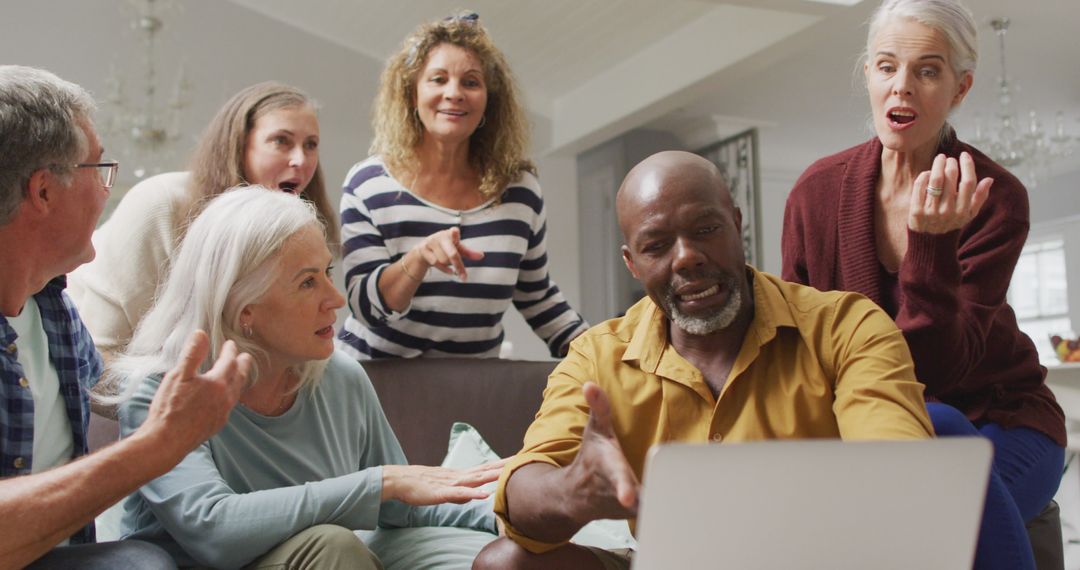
[358, 358, 555, 466]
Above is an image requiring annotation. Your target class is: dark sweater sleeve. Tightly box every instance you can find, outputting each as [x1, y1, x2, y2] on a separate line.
[781, 152, 851, 287]
[895, 184, 1029, 396]
[781, 186, 811, 285]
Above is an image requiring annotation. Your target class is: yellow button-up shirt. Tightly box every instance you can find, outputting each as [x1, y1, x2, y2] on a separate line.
[495, 268, 933, 552]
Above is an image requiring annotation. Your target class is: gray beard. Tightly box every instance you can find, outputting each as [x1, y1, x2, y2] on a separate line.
[661, 273, 743, 336]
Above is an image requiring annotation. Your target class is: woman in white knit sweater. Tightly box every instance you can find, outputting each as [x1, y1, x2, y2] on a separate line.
[68, 82, 338, 358]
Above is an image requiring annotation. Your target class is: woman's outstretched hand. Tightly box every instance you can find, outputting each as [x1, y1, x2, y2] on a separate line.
[908, 152, 993, 235]
[381, 459, 507, 505]
[410, 227, 485, 282]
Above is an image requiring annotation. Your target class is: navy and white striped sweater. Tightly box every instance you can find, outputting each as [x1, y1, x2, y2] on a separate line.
[337, 156, 587, 359]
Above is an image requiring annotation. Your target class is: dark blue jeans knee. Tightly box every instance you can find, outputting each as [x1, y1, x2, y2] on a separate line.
[26, 539, 176, 570]
[927, 402, 1064, 570]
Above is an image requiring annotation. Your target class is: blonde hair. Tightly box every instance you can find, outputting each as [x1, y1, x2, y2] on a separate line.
[187, 82, 339, 250]
[370, 11, 535, 201]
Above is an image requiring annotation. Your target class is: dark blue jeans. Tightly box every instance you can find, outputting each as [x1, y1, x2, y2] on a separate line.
[26, 539, 175, 570]
[928, 402, 1064, 570]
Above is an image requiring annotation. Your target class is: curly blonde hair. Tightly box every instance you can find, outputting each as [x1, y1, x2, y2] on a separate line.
[370, 12, 535, 201]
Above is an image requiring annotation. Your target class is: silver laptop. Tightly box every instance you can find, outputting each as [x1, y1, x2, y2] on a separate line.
[633, 438, 991, 570]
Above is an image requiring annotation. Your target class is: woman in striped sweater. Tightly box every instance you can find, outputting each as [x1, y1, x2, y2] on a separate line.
[338, 12, 587, 360]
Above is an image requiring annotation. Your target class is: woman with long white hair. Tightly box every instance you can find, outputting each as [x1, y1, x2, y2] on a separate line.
[113, 187, 500, 569]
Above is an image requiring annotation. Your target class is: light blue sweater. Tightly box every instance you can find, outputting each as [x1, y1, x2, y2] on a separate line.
[118, 351, 494, 569]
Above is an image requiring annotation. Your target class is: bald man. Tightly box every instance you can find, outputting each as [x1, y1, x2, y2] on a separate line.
[474, 151, 935, 570]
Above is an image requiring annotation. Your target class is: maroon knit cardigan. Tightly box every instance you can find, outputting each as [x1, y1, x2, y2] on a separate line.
[782, 136, 1065, 446]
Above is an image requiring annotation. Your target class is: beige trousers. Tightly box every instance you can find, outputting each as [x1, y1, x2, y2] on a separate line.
[243, 525, 383, 570]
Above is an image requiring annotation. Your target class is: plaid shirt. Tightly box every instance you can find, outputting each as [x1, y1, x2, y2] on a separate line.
[0, 276, 102, 544]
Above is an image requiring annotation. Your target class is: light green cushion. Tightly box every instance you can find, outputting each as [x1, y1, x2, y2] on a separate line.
[442, 422, 637, 551]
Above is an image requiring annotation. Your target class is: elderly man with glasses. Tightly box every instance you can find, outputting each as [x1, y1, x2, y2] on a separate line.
[0, 65, 254, 569]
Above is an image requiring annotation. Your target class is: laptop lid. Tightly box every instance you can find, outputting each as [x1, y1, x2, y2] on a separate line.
[633, 438, 991, 570]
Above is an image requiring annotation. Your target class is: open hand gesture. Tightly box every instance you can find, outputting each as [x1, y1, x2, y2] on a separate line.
[566, 382, 640, 521]
[908, 152, 993, 235]
[144, 330, 253, 458]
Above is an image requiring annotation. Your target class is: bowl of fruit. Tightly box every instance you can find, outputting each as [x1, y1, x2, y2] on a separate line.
[1050, 335, 1080, 363]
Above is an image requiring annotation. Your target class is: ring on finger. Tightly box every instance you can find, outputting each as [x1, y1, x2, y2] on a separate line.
[926, 185, 944, 197]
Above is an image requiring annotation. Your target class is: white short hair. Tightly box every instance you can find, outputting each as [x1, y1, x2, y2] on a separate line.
[861, 0, 978, 142]
[865, 0, 979, 78]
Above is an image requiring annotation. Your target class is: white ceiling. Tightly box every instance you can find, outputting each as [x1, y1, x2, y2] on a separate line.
[226, 0, 1080, 174]
[5, 0, 1073, 185]
[227, 0, 716, 113]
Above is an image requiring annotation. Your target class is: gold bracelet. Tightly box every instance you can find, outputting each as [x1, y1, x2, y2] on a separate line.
[399, 253, 424, 283]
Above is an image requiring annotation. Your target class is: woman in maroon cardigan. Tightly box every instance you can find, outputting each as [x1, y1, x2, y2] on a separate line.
[782, 1, 1064, 569]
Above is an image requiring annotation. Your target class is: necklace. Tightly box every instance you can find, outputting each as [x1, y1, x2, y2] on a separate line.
[264, 392, 294, 416]
[244, 371, 298, 416]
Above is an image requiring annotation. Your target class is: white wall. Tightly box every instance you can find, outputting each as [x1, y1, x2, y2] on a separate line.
[3, 0, 379, 196]
[500, 153, 582, 360]
[757, 167, 803, 275]
[1029, 168, 1080, 227]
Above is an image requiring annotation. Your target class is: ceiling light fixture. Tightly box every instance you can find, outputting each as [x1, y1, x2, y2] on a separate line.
[969, 18, 1075, 187]
[100, 0, 191, 183]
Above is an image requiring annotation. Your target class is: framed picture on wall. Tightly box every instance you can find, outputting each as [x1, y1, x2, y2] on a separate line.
[697, 128, 763, 267]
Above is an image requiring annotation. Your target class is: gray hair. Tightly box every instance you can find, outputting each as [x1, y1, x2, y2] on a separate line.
[865, 0, 979, 78]
[0, 66, 96, 225]
[110, 186, 328, 400]
[862, 0, 978, 143]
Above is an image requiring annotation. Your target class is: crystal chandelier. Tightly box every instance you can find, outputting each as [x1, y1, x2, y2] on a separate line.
[101, 0, 191, 183]
[969, 18, 1075, 187]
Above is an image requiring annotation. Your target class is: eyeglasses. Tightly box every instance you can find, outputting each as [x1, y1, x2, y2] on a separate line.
[57, 161, 119, 189]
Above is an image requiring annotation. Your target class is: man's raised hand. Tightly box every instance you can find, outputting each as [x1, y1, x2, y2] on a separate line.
[141, 330, 253, 460]
[566, 382, 640, 521]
